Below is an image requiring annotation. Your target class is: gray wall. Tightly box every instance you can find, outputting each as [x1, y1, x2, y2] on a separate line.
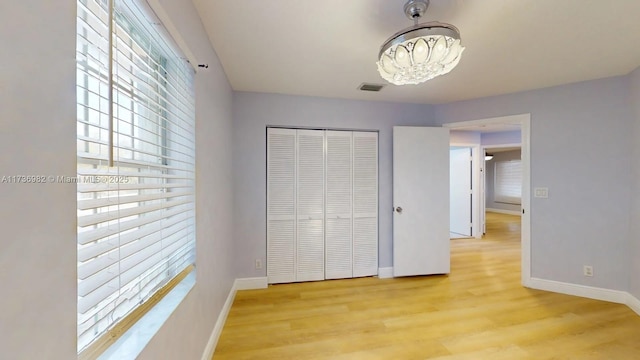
[485, 150, 522, 213]
[232, 92, 435, 277]
[138, 1, 236, 359]
[434, 76, 633, 291]
[482, 130, 521, 146]
[0, 1, 76, 358]
[0, 1, 237, 359]
[630, 68, 640, 299]
[450, 130, 481, 144]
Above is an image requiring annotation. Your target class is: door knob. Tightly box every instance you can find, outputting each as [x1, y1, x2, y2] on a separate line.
[395, 206, 403, 213]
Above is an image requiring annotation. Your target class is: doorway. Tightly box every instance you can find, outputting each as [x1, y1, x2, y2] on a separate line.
[483, 146, 522, 254]
[450, 146, 472, 238]
[483, 146, 523, 217]
[443, 114, 531, 286]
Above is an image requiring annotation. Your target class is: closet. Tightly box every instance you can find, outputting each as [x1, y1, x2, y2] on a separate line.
[267, 128, 378, 284]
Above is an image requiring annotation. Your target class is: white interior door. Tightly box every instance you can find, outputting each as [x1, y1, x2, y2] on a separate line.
[393, 126, 450, 277]
[450, 147, 471, 237]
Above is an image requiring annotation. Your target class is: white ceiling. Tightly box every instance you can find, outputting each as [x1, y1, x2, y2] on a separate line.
[192, 0, 640, 104]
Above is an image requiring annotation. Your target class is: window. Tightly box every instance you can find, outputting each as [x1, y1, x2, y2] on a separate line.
[76, 0, 195, 354]
[494, 160, 522, 205]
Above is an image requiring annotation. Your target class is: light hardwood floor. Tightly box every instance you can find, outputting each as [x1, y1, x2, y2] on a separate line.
[213, 213, 640, 359]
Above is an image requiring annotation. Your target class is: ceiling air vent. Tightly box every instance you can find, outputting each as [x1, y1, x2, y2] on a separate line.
[358, 83, 385, 92]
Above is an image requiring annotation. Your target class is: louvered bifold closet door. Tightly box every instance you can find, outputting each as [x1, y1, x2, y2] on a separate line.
[325, 131, 353, 279]
[296, 129, 326, 281]
[267, 128, 297, 284]
[353, 132, 379, 277]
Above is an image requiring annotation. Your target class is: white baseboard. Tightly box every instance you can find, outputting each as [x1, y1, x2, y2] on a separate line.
[377, 267, 394, 279]
[486, 208, 521, 216]
[527, 277, 628, 304]
[200, 282, 237, 360]
[200, 277, 268, 360]
[528, 278, 640, 317]
[626, 293, 640, 316]
[235, 277, 268, 290]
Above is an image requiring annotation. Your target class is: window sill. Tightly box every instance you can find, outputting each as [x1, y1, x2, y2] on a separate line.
[97, 272, 196, 360]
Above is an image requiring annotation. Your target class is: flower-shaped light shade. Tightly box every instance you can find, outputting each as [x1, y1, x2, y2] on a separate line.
[377, 22, 465, 85]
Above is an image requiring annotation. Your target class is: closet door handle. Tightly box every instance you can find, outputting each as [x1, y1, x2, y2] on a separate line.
[395, 206, 403, 214]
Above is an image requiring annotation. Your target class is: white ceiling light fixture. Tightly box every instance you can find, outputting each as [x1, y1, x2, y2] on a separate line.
[377, 0, 465, 85]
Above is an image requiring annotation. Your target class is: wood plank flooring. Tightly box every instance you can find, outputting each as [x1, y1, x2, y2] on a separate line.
[213, 213, 640, 359]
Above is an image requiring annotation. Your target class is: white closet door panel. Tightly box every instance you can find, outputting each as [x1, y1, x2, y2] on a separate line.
[353, 132, 378, 277]
[297, 130, 325, 217]
[353, 132, 378, 216]
[325, 131, 353, 216]
[267, 220, 296, 283]
[267, 128, 296, 283]
[296, 129, 325, 281]
[325, 131, 353, 279]
[353, 217, 378, 277]
[297, 219, 325, 281]
[325, 217, 353, 279]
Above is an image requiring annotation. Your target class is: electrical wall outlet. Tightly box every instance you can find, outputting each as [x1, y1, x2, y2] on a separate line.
[534, 187, 549, 198]
[583, 265, 593, 277]
[255, 259, 262, 270]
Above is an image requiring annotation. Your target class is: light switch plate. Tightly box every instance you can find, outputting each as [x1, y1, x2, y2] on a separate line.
[534, 187, 549, 198]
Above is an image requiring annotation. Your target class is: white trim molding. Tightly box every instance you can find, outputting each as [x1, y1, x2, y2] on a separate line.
[528, 278, 628, 304]
[200, 277, 268, 360]
[486, 208, 522, 216]
[528, 278, 640, 317]
[235, 277, 268, 290]
[200, 283, 236, 360]
[626, 293, 640, 316]
[377, 267, 394, 279]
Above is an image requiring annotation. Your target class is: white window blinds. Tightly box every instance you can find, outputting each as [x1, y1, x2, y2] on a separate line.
[76, 0, 195, 352]
[494, 160, 522, 205]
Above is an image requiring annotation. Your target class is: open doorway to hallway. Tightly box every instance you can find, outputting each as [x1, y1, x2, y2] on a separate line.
[444, 113, 531, 285]
[483, 146, 522, 237]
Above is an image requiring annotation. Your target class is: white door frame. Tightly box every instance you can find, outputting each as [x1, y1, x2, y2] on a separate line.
[443, 114, 531, 287]
[449, 143, 481, 239]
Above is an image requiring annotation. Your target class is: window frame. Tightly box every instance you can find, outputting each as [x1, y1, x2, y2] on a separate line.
[76, 0, 196, 356]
